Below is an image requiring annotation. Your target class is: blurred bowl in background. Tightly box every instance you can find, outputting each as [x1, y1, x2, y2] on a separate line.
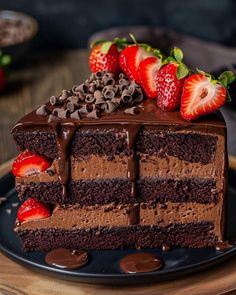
[0, 10, 38, 61]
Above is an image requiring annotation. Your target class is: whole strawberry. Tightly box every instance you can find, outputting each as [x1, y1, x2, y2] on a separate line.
[156, 47, 189, 111]
[181, 71, 235, 121]
[89, 38, 126, 74]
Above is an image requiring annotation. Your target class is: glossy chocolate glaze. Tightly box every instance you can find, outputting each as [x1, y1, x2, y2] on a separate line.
[119, 252, 163, 273]
[45, 248, 89, 269]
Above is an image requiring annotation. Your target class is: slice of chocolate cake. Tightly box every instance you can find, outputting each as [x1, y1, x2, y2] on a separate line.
[11, 70, 227, 251]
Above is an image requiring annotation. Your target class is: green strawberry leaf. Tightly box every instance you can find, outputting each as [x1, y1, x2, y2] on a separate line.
[153, 48, 162, 59]
[226, 89, 232, 102]
[176, 63, 189, 79]
[100, 41, 113, 54]
[90, 39, 107, 48]
[218, 71, 235, 87]
[129, 33, 138, 44]
[172, 47, 183, 62]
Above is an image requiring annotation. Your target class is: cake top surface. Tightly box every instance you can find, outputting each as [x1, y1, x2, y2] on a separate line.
[13, 71, 226, 131]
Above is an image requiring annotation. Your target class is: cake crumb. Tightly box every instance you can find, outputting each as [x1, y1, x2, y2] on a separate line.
[6, 208, 12, 215]
[11, 202, 19, 207]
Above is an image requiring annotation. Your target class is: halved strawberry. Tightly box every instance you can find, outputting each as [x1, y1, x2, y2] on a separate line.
[17, 198, 50, 222]
[12, 150, 51, 177]
[119, 45, 154, 83]
[180, 71, 235, 121]
[139, 56, 162, 99]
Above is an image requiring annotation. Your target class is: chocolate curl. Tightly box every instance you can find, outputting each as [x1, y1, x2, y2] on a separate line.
[102, 75, 115, 86]
[95, 97, 106, 105]
[95, 72, 103, 80]
[104, 72, 115, 79]
[94, 90, 103, 100]
[48, 114, 60, 123]
[104, 101, 118, 113]
[88, 73, 96, 82]
[52, 107, 64, 115]
[119, 73, 125, 79]
[57, 109, 70, 118]
[111, 97, 122, 104]
[87, 109, 99, 119]
[67, 96, 79, 105]
[67, 102, 75, 113]
[61, 90, 70, 100]
[70, 110, 81, 120]
[77, 92, 85, 101]
[88, 84, 96, 93]
[119, 78, 130, 86]
[130, 80, 140, 88]
[71, 84, 79, 94]
[79, 104, 89, 114]
[49, 95, 59, 106]
[36, 104, 48, 116]
[85, 94, 96, 103]
[121, 89, 133, 104]
[124, 106, 139, 115]
[77, 83, 87, 93]
[104, 89, 115, 100]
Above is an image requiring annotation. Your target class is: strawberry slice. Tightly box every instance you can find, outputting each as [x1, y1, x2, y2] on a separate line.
[17, 198, 50, 222]
[12, 150, 51, 177]
[180, 73, 229, 121]
[139, 56, 161, 99]
[119, 45, 154, 83]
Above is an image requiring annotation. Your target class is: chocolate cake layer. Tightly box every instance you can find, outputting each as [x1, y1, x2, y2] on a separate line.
[138, 178, 219, 204]
[136, 127, 218, 164]
[16, 222, 218, 251]
[16, 177, 219, 205]
[13, 124, 222, 165]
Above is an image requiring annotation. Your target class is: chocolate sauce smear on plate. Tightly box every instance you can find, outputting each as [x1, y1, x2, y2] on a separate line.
[45, 248, 89, 269]
[119, 252, 163, 273]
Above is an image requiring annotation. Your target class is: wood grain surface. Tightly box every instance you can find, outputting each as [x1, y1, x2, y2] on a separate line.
[1, 159, 236, 295]
[1, 49, 236, 295]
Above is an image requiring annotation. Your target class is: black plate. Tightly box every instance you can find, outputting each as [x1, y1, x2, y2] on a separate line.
[1, 171, 236, 285]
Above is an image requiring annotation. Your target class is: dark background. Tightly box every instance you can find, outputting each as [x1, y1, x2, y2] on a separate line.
[1, 0, 236, 49]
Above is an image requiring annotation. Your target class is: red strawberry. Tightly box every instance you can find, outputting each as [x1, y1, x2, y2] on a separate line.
[12, 150, 51, 177]
[89, 41, 120, 74]
[180, 71, 235, 121]
[119, 45, 154, 83]
[156, 63, 186, 111]
[17, 198, 50, 222]
[139, 56, 161, 99]
[156, 47, 189, 111]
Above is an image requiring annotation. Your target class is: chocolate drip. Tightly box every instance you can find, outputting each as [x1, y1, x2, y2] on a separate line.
[45, 248, 88, 269]
[55, 123, 77, 198]
[126, 124, 141, 225]
[119, 252, 163, 273]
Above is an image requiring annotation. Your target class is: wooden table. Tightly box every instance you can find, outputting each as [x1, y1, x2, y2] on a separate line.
[1, 49, 236, 294]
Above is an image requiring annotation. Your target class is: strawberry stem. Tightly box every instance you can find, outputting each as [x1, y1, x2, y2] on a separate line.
[129, 33, 138, 44]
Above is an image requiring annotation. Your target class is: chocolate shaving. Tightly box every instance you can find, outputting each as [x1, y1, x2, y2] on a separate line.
[104, 101, 118, 113]
[85, 94, 95, 103]
[61, 90, 70, 100]
[95, 97, 106, 105]
[67, 96, 79, 105]
[67, 102, 75, 113]
[95, 72, 103, 79]
[79, 104, 89, 114]
[48, 114, 60, 122]
[124, 106, 139, 115]
[121, 89, 132, 104]
[87, 109, 99, 119]
[94, 90, 103, 100]
[70, 110, 81, 120]
[102, 75, 115, 86]
[77, 83, 87, 93]
[88, 84, 96, 94]
[36, 104, 48, 116]
[57, 109, 69, 119]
